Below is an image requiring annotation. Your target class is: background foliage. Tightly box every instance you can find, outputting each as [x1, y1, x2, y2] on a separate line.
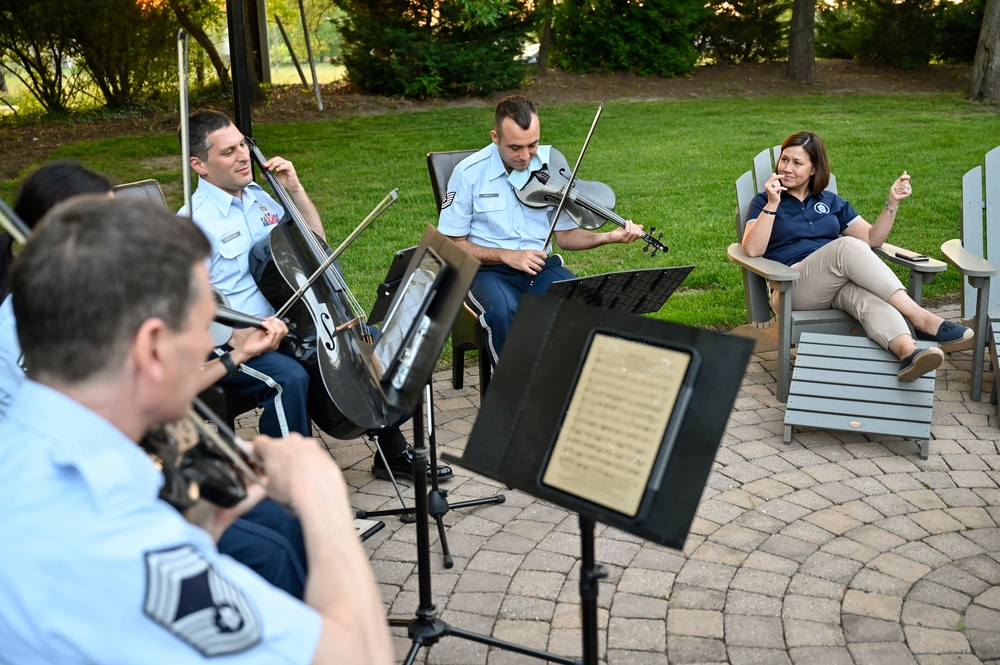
[0, 0, 991, 113]
[331, 0, 529, 98]
[551, 0, 708, 76]
[696, 0, 792, 64]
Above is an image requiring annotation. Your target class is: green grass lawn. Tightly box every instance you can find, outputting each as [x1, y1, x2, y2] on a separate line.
[2, 93, 998, 336]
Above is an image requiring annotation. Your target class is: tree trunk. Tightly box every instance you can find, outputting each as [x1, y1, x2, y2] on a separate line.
[787, 0, 815, 82]
[970, 0, 1000, 102]
[167, 0, 232, 91]
[536, 0, 553, 76]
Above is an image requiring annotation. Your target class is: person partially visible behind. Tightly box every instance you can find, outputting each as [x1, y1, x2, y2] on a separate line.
[437, 95, 643, 366]
[0, 160, 114, 417]
[0, 196, 392, 663]
[741, 131, 973, 381]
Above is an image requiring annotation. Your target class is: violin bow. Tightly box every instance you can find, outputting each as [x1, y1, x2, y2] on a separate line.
[268, 186, 399, 321]
[542, 102, 604, 251]
[177, 29, 193, 216]
[0, 199, 31, 245]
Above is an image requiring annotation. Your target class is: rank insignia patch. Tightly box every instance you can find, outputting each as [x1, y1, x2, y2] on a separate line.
[144, 546, 261, 656]
[441, 191, 456, 210]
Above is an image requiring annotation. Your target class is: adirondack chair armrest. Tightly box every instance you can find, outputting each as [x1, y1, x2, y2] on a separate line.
[873, 242, 947, 275]
[727, 243, 799, 283]
[940, 238, 998, 278]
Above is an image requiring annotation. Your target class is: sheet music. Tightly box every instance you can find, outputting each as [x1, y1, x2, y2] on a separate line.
[542, 333, 690, 517]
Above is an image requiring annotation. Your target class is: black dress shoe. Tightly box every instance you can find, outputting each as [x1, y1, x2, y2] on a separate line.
[372, 445, 454, 482]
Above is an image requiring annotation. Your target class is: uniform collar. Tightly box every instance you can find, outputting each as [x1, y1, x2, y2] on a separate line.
[506, 145, 551, 190]
[10, 381, 163, 513]
[195, 177, 265, 217]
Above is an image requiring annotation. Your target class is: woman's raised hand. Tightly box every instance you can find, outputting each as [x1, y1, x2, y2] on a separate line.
[889, 171, 912, 204]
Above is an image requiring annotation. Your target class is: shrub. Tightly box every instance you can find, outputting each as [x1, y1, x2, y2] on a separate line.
[333, 0, 530, 98]
[552, 0, 708, 76]
[696, 0, 792, 64]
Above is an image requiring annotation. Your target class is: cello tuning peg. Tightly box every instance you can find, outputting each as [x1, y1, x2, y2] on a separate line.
[650, 250, 657, 258]
[642, 245, 649, 253]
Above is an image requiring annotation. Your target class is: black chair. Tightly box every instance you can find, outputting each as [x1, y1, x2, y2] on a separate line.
[114, 179, 259, 432]
[426, 150, 491, 398]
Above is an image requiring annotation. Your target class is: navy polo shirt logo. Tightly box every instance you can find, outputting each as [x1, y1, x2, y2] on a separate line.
[814, 202, 830, 215]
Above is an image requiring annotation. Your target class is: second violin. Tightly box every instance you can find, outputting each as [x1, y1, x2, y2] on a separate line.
[514, 148, 668, 257]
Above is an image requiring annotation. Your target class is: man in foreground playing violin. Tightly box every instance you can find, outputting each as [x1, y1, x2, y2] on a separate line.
[182, 109, 452, 483]
[0, 196, 392, 663]
[438, 95, 643, 365]
[0, 159, 310, 600]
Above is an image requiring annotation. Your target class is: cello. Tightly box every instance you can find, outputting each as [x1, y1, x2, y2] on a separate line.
[245, 140, 395, 439]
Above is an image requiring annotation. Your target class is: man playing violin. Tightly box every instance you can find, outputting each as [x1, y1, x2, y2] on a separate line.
[0, 196, 392, 663]
[438, 95, 643, 365]
[181, 109, 452, 483]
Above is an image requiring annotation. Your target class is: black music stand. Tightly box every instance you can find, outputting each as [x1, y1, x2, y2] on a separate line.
[444, 295, 755, 664]
[359, 232, 573, 664]
[546, 265, 694, 314]
[361, 242, 505, 566]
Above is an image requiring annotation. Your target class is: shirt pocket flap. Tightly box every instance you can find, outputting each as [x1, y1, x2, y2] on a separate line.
[217, 230, 250, 260]
[472, 193, 507, 214]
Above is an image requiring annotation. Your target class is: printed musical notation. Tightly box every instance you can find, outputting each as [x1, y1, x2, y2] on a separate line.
[542, 333, 691, 517]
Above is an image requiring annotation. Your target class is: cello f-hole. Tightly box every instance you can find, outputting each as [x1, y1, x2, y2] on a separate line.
[320, 312, 337, 351]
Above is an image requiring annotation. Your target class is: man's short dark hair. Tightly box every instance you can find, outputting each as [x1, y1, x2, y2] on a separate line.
[183, 109, 234, 161]
[12, 197, 211, 384]
[495, 95, 537, 133]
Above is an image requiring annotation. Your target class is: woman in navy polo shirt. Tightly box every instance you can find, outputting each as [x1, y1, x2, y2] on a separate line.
[741, 131, 972, 382]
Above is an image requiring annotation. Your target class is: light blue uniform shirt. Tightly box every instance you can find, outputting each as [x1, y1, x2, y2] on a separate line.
[0, 294, 24, 420]
[438, 143, 575, 252]
[181, 178, 284, 319]
[0, 381, 322, 663]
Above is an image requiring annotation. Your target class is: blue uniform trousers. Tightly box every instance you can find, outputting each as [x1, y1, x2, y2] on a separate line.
[468, 256, 574, 365]
[218, 349, 311, 438]
[218, 499, 308, 599]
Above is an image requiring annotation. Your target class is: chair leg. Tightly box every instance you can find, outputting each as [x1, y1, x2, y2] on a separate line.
[452, 346, 465, 390]
[478, 351, 491, 400]
[970, 278, 991, 401]
[776, 290, 793, 403]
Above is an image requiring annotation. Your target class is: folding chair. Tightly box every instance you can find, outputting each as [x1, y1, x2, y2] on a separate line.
[426, 150, 491, 398]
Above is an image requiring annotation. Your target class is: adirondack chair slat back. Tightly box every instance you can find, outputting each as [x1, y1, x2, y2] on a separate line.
[988, 147, 1000, 313]
[734, 146, 838, 325]
[960, 146, 1000, 319]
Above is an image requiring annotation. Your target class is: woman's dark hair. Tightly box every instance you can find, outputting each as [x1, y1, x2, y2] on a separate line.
[1, 160, 113, 298]
[781, 131, 830, 195]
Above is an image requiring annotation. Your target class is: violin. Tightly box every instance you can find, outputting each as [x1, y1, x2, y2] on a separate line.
[514, 148, 668, 256]
[141, 398, 264, 512]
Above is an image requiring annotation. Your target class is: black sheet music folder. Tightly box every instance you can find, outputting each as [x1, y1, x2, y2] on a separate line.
[444, 294, 754, 549]
[546, 265, 694, 315]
